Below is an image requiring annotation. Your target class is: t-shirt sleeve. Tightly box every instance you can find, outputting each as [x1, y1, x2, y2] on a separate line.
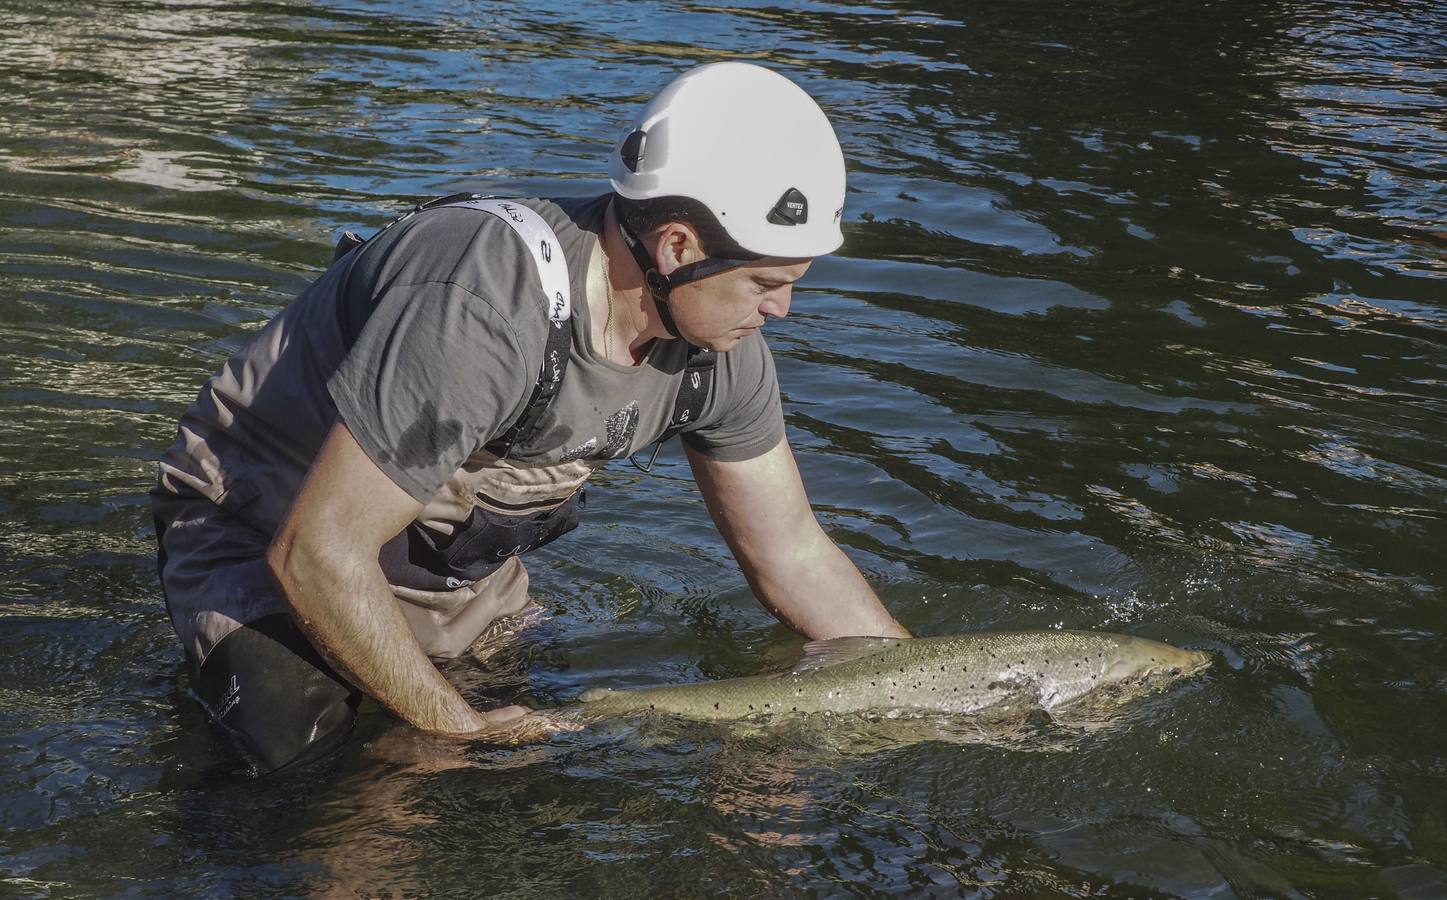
[681, 331, 786, 461]
[327, 279, 531, 502]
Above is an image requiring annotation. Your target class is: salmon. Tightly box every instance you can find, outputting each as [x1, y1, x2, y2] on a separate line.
[572, 630, 1210, 721]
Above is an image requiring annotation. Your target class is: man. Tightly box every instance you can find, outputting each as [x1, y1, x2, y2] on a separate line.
[151, 61, 909, 772]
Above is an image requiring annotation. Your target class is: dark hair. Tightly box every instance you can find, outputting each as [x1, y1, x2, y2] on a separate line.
[613, 194, 754, 259]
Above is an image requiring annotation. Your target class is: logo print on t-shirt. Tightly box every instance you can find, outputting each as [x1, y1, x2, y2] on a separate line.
[559, 437, 598, 462]
[558, 401, 640, 461]
[601, 401, 640, 458]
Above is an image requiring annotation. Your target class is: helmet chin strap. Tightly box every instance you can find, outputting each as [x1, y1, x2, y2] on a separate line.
[614, 209, 757, 340]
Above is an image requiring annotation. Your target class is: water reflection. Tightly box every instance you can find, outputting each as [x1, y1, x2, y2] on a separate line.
[1, 0, 1444, 893]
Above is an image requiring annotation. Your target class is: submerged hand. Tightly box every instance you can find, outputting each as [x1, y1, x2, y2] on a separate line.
[468, 705, 583, 744]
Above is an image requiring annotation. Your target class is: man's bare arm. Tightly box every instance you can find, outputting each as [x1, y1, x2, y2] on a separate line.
[686, 439, 910, 640]
[266, 420, 523, 734]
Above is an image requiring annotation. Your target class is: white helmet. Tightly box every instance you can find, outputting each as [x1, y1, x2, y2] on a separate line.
[609, 62, 847, 259]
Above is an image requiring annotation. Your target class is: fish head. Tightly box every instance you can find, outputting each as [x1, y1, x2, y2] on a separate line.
[1101, 638, 1212, 685]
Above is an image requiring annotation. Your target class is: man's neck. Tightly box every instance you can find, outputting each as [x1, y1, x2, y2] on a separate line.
[596, 200, 672, 363]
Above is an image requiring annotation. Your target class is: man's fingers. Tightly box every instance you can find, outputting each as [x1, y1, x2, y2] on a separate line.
[469, 707, 584, 744]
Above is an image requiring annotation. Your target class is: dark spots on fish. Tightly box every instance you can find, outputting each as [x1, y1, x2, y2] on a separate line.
[714, 703, 719, 710]
[649, 704, 655, 710]
[899, 667, 905, 673]
[792, 706, 798, 712]
[748, 704, 754, 710]
[970, 684, 976, 689]
[939, 665, 945, 672]
[870, 681, 876, 687]
[1075, 662, 1080, 667]
[764, 703, 771, 709]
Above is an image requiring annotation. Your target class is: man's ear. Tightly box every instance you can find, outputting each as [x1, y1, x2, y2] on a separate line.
[654, 223, 706, 275]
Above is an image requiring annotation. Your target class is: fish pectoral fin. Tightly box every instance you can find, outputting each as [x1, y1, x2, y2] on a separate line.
[578, 687, 614, 703]
[788, 636, 909, 675]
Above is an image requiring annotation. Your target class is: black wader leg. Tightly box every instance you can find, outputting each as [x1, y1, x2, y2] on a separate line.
[195, 614, 362, 773]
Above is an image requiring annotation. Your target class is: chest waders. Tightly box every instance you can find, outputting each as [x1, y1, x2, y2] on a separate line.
[334, 194, 715, 593]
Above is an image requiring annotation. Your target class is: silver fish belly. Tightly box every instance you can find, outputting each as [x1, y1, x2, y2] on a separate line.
[574, 630, 1210, 721]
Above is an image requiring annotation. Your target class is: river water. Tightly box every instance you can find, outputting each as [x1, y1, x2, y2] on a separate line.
[2, 0, 1444, 895]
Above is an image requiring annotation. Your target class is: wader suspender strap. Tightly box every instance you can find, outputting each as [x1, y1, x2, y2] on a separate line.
[664, 346, 716, 439]
[332, 192, 572, 460]
[439, 198, 574, 458]
[629, 344, 717, 473]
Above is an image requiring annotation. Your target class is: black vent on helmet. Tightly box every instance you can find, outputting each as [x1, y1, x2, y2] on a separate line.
[620, 131, 647, 172]
[766, 187, 808, 226]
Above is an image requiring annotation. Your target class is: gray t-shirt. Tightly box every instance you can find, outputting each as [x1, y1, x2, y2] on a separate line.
[156, 194, 785, 532]
[326, 195, 784, 503]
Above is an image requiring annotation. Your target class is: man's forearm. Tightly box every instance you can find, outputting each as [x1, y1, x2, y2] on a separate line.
[267, 535, 486, 734]
[744, 525, 910, 641]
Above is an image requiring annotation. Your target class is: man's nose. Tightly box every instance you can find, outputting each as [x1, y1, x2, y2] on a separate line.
[760, 287, 792, 319]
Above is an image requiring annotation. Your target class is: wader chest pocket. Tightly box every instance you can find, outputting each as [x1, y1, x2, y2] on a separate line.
[379, 492, 583, 592]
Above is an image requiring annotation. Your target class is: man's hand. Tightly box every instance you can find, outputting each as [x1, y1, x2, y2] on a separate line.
[469, 705, 584, 744]
[686, 439, 910, 640]
[267, 419, 492, 735]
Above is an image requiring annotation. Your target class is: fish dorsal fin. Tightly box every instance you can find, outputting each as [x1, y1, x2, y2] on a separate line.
[788, 636, 907, 675]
